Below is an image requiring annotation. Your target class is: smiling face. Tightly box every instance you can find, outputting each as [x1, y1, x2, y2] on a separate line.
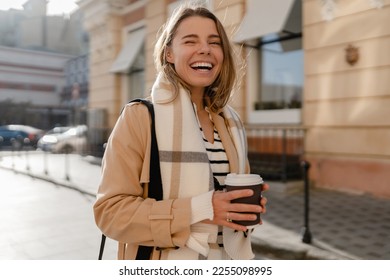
[165, 16, 224, 95]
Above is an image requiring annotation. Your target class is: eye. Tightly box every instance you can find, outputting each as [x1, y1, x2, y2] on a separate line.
[210, 41, 221, 46]
[184, 40, 196, 45]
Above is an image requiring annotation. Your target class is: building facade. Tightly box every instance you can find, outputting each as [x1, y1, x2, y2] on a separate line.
[0, 0, 90, 130]
[79, 0, 390, 198]
[303, 0, 390, 198]
[0, 46, 74, 128]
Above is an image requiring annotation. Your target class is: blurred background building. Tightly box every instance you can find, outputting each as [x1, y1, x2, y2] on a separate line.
[0, 0, 89, 129]
[78, 0, 389, 198]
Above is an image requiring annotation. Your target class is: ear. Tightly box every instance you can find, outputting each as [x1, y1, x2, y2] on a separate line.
[166, 47, 174, 63]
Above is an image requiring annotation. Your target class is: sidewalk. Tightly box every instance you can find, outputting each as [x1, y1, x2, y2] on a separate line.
[1, 151, 389, 260]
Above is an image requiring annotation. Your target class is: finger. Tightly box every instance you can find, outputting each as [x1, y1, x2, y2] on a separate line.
[227, 211, 258, 222]
[225, 189, 254, 200]
[260, 196, 267, 206]
[262, 183, 270, 192]
[229, 203, 262, 213]
[260, 197, 267, 213]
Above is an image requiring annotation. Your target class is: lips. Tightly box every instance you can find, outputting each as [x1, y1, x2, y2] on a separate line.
[190, 62, 213, 70]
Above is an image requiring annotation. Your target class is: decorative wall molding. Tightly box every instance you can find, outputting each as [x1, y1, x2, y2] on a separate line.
[369, 0, 384, 9]
[320, 0, 336, 21]
[320, 0, 384, 21]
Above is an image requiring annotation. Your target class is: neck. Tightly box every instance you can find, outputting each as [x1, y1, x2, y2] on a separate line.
[191, 91, 205, 111]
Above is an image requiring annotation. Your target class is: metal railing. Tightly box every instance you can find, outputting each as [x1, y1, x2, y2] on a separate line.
[245, 125, 306, 182]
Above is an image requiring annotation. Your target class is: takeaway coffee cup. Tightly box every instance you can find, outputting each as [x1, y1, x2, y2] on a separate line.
[225, 173, 264, 226]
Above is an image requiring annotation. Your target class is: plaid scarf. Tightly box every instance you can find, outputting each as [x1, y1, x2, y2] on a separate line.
[151, 74, 253, 259]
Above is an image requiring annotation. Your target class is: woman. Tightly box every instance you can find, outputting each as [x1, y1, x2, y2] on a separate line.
[94, 3, 268, 260]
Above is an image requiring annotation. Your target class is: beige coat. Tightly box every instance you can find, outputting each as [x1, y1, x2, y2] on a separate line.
[94, 102, 246, 259]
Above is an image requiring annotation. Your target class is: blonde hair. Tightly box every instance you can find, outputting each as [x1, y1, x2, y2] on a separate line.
[154, 3, 236, 112]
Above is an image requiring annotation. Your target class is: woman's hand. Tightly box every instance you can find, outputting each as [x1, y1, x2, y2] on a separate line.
[204, 183, 269, 231]
[260, 183, 269, 215]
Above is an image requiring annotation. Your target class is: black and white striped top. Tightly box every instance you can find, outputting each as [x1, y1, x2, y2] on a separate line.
[200, 126, 230, 253]
[200, 126, 230, 189]
[193, 104, 230, 189]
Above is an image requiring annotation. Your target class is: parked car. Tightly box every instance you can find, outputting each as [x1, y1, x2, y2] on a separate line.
[37, 126, 71, 151]
[0, 124, 44, 150]
[37, 125, 88, 154]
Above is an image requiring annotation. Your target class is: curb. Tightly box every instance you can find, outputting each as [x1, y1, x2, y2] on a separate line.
[251, 236, 348, 260]
[250, 221, 359, 260]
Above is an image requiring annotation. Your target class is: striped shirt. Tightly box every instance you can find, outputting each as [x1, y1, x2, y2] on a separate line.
[200, 126, 231, 259]
[200, 127, 230, 188]
[193, 104, 230, 188]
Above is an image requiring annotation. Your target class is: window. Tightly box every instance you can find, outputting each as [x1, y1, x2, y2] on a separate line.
[235, 0, 303, 124]
[256, 33, 303, 111]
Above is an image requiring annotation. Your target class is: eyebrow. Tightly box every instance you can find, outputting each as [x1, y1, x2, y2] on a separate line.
[181, 34, 221, 40]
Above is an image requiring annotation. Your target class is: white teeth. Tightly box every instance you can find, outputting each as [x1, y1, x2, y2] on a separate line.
[190, 62, 212, 69]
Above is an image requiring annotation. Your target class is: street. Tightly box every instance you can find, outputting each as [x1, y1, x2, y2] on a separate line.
[0, 167, 117, 260]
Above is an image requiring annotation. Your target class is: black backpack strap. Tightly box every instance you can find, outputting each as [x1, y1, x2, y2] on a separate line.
[98, 234, 106, 260]
[99, 98, 163, 260]
[131, 99, 163, 200]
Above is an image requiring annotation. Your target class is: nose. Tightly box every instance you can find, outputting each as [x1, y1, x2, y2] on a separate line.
[198, 42, 211, 55]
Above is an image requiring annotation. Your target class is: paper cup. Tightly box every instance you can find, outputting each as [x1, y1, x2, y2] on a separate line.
[225, 173, 264, 226]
